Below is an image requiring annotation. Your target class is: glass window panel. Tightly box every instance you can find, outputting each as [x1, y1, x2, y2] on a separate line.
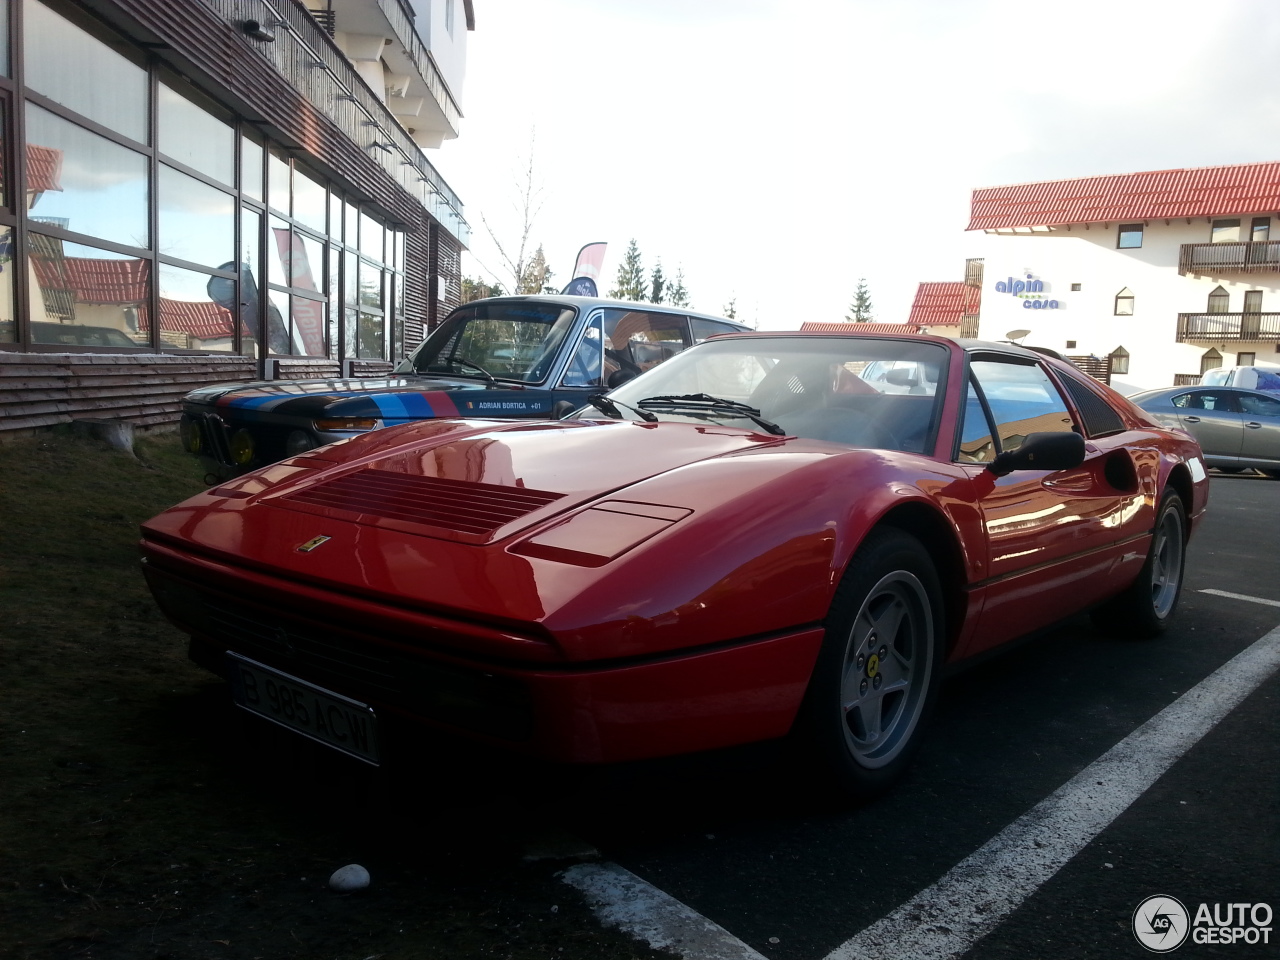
[1211, 219, 1241, 244]
[241, 135, 263, 202]
[357, 311, 384, 359]
[397, 231, 406, 274]
[268, 216, 290, 288]
[358, 260, 382, 310]
[0, 100, 7, 208]
[293, 166, 326, 233]
[344, 201, 358, 249]
[1117, 223, 1143, 249]
[158, 263, 234, 352]
[293, 295, 326, 357]
[0, 227, 14, 342]
[328, 192, 342, 240]
[359, 212, 383, 262]
[328, 247, 339, 349]
[27, 234, 150, 346]
[158, 83, 233, 186]
[158, 164, 234, 270]
[1251, 217, 1270, 243]
[344, 250, 358, 306]
[26, 103, 149, 248]
[267, 148, 290, 214]
[970, 359, 1075, 454]
[240, 206, 262, 359]
[24, 0, 146, 142]
[293, 232, 324, 294]
[344, 305, 357, 358]
[0, 0, 9, 77]
[267, 288, 290, 355]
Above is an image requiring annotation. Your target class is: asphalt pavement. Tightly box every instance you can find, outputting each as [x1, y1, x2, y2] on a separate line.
[557, 473, 1280, 960]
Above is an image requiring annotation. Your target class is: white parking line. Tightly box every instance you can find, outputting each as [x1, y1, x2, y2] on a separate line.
[562, 861, 768, 960]
[1200, 588, 1280, 608]
[823, 624, 1280, 960]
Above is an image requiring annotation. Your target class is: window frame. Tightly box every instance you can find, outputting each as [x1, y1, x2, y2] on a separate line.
[954, 353, 1079, 463]
[1117, 223, 1143, 249]
[1114, 288, 1135, 316]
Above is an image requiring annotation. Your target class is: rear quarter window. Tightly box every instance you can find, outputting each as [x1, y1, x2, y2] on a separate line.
[1059, 373, 1125, 438]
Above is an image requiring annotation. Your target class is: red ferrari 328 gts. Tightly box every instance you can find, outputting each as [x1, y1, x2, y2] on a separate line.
[141, 332, 1208, 796]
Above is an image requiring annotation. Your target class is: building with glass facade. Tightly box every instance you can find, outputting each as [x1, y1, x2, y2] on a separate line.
[0, 0, 471, 433]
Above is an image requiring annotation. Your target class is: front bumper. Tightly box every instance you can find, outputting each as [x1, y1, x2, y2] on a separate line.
[144, 552, 823, 765]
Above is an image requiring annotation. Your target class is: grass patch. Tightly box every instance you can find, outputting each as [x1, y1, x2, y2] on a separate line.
[0, 431, 661, 960]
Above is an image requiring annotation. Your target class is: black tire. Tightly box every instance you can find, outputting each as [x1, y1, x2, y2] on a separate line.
[796, 528, 945, 799]
[1215, 466, 1247, 474]
[1091, 491, 1187, 639]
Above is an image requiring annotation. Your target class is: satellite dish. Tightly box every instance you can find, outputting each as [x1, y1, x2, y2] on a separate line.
[1005, 328, 1032, 343]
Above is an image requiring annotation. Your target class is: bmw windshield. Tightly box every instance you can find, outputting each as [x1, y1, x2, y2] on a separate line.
[411, 302, 577, 383]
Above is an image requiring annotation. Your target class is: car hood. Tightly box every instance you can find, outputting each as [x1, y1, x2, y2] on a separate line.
[184, 375, 557, 421]
[221, 419, 788, 545]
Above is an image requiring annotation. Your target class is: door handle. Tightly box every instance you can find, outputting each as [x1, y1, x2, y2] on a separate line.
[1182, 416, 1201, 422]
[1246, 421, 1262, 429]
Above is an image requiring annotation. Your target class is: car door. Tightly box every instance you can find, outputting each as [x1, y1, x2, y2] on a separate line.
[958, 355, 1138, 656]
[1236, 390, 1280, 465]
[1171, 389, 1244, 461]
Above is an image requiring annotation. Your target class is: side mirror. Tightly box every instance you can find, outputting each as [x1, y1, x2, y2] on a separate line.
[550, 400, 578, 420]
[987, 431, 1086, 477]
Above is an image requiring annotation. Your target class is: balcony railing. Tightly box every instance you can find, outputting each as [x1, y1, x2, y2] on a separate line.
[959, 313, 980, 338]
[1178, 241, 1280, 275]
[1173, 373, 1202, 386]
[1067, 355, 1111, 385]
[1176, 312, 1280, 341]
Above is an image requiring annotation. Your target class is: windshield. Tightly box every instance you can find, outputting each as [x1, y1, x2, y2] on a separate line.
[602, 336, 949, 454]
[410, 302, 577, 382]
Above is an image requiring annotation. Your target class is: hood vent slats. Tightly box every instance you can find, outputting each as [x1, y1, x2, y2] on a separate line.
[283, 468, 564, 535]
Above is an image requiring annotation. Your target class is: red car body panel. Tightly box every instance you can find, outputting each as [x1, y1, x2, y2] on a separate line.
[140, 335, 1209, 764]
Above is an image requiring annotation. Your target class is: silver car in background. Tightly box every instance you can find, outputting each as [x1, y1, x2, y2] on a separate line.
[1131, 385, 1280, 478]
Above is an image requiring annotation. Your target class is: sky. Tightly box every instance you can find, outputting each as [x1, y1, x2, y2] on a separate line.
[432, 0, 1280, 329]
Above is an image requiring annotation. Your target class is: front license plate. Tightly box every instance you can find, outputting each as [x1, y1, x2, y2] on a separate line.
[226, 654, 379, 765]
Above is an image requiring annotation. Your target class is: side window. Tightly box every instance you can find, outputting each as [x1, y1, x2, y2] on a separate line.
[1184, 390, 1239, 412]
[1239, 392, 1280, 418]
[561, 314, 603, 387]
[957, 378, 997, 463]
[970, 359, 1076, 454]
[691, 318, 740, 344]
[601, 309, 692, 387]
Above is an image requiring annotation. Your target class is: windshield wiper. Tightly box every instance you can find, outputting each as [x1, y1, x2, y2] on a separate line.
[586, 394, 658, 422]
[636, 393, 787, 435]
[425, 357, 499, 384]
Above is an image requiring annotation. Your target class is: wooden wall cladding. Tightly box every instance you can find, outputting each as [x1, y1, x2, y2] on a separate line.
[0, 353, 256, 433]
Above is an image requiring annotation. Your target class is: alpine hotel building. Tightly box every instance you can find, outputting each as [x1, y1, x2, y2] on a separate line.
[0, 0, 472, 435]
[970, 161, 1280, 392]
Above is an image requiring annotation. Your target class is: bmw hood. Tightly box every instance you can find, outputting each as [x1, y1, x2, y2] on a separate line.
[184, 376, 558, 422]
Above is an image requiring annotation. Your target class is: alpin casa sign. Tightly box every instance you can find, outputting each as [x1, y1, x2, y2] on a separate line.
[995, 274, 1060, 309]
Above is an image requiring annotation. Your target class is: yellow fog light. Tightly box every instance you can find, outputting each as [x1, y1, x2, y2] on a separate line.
[229, 429, 255, 466]
[179, 418, 202, 454]
[313, 418, 379, 432]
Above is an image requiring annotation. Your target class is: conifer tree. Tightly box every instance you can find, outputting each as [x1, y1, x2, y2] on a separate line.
[609, 239, 646, 301]
[722, 296, 737, 319]
[649, 261, 667, 304]
[847, 278, 874, 321]
[667, 267, 690, 307]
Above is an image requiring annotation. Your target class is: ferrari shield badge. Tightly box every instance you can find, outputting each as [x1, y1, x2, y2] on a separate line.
[296, 535, 332, 553]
